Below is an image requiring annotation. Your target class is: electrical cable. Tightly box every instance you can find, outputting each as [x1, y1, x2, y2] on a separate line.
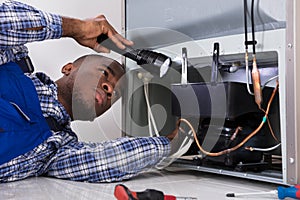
[244, 0, 248, 48]
[244, 0, 254, 95]
[178, 82, 278, 157]
[245, 143, 281, 152]
[140, 73, 195, 169]
[246, 55, 254, 95]
[141, 74, 160, 137]
[262, 75, 279, 89]
[144, 83, 153, 136]
[156, 82, 279, 166]
[143, 82, 160, 137]
[251, 0, 256, 55]
[155, 129, 194, 170]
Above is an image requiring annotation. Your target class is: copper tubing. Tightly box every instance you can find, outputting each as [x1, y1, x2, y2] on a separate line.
[251, 55, 263, 109]
[178, 82, 279, 157]
[192, 120, 265, 157]
[177, 118, 261, 157]
[230, 127, 242, 141]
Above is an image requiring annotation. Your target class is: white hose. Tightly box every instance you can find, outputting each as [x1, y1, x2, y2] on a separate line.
[247, 143, 281, 152]
[245, 51, 254, 95]
[143, 81, 160, 137]
[156, 130, 194, 170]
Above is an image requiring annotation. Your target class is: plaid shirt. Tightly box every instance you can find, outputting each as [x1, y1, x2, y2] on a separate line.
[0, 67, 171, 184]
[0, 1, 171, 183]
[0, 0, 62, 65]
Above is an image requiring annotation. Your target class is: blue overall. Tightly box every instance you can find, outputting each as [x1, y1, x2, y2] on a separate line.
[0, 62, 52, 165]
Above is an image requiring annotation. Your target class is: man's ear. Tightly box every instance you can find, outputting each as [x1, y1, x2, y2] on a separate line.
[61, 63, 74, 76]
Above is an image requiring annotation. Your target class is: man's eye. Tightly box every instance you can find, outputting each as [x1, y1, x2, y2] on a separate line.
[100, 70, 108, 77]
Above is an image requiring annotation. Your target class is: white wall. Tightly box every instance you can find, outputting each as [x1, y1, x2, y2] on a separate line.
[20, 0, 124, 142]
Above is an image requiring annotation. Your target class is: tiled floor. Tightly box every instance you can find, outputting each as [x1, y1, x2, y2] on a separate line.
[0, 168, 288, 200]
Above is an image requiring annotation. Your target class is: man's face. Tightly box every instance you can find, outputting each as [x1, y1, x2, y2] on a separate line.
[69, 56, 124, 121]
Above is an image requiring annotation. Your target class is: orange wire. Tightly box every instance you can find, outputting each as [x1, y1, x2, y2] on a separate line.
[178, 81, 279, 157]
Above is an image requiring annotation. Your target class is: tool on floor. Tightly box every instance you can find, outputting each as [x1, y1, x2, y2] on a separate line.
[114, 184, 197, 200]
[226, 184, 300, 199]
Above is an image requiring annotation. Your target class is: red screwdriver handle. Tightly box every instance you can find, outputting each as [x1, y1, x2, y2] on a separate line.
[114, 184, 167, 200]
[114, 184, 137, 200]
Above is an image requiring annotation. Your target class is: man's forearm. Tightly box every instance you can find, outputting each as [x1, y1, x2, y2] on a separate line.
[0, 1, 132, 54]
[0, 1, 62, 47]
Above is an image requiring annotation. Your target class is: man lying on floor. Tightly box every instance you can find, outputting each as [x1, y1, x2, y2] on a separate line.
[0, 1, 182, 183]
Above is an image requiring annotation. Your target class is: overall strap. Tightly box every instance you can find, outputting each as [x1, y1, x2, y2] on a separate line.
[15, 57, 63, 132]
[15, 56, 34, 73]
[0, 62, 52, 165]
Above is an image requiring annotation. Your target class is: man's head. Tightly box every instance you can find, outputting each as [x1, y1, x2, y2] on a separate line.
[56, 54, 125, 121]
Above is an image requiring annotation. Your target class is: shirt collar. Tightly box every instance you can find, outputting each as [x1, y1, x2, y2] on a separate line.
[33, 72, 71, 126]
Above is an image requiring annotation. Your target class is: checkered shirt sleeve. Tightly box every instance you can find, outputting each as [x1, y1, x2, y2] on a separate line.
[47, 136, 171, 182]
[0, 73, 171, 183]
[0, 130, 171, 183]
[0, 0, 62, 64]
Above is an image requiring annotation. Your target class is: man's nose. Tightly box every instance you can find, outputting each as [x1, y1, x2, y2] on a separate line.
[101, 82, 114, 99]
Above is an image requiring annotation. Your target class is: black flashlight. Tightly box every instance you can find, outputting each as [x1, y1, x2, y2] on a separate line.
[97, 34, 172, 77]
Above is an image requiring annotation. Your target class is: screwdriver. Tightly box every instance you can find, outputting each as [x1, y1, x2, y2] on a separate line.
[114, 184, 197, 200]
[226, 185, 300, 199]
